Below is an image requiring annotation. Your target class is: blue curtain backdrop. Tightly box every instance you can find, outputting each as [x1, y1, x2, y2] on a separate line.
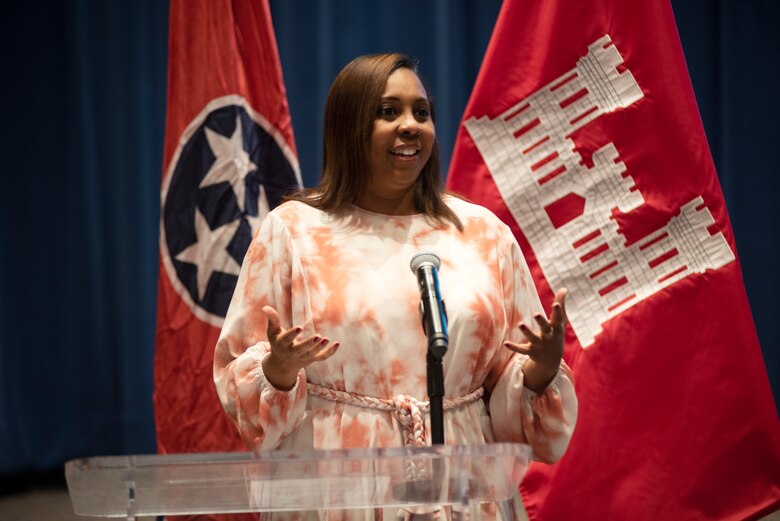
[0, 0, 777, 476]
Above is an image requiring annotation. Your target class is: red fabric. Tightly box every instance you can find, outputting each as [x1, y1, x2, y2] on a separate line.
[154, 1, 295, 519]
[447, 0, 780, 519]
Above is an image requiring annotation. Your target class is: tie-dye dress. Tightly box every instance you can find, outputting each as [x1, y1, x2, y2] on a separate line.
[214, 196, 577, 518]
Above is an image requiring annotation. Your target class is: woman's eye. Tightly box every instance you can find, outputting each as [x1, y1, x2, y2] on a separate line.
[415, 107, 430, 119]
[377, 106, 396, 117]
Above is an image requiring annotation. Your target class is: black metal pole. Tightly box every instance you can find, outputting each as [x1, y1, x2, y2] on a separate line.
[427, 351, 445, 445]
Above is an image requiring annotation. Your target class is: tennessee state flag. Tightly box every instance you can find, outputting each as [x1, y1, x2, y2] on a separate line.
[447, 0, 780, 519]
[154, 0, 299, 490]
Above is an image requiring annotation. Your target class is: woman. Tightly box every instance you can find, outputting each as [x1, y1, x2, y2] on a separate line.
[214, 53, 577, 517]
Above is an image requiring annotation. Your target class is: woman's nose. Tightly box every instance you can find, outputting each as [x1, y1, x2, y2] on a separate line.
[397, 111, 420, 135]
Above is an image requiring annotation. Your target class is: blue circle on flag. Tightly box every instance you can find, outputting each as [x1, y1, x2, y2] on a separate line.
[161, 100, 299, 321]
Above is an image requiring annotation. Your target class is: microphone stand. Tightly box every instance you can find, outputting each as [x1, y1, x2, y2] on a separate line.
[393, 252, 449, 508]
[415, 264, 448, 446]
[427, 349, 446, 445]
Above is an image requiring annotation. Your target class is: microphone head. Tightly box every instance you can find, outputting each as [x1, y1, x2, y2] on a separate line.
[410, 251, 441, 272]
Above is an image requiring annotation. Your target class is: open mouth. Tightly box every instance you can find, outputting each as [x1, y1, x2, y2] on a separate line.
[390, 147, 420, 157]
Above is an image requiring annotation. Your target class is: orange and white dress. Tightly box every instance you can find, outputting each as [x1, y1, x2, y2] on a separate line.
[214, 196, 577, 463]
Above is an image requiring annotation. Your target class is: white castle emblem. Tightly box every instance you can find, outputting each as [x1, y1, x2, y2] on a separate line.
[464, 35, 735, 347]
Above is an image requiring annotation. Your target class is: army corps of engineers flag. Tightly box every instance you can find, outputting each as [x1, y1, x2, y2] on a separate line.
[154, 0, 300, 496]
[447, 0, 780, 519]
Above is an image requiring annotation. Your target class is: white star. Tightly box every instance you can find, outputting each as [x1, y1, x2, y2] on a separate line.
[245, 184, 271, 238]
[200, 115, 257, 212]
[175, 209, 242, 301]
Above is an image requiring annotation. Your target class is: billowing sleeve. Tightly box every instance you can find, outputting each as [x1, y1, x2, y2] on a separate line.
[213, 211, 308, 450]
[487, 235, 578, 464]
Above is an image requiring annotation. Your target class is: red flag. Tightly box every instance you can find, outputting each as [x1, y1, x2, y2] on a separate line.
[447, 0, 780, 519]
[154, 0, 299, 516]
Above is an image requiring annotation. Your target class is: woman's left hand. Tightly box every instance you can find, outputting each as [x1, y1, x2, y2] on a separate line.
[504, 288, 568, 393]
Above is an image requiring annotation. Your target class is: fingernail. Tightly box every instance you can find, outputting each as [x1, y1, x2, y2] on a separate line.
[320, 338, 329, 346]
[295, 327, 302, 333]
[313, 336, 321, 342]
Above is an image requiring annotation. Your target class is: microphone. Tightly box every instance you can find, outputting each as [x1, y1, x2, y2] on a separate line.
[410, 251, 448, 359]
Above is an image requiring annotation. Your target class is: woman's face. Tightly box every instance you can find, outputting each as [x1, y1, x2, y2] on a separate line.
[365, 68, 435, 205]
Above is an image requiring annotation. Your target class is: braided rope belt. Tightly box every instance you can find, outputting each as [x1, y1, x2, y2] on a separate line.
[306, 383, 485, 448]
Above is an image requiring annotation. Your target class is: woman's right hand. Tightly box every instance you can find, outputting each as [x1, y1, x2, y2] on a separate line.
[261, 305, 339, 390]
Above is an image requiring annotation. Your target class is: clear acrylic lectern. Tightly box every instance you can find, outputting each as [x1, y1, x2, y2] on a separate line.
[66, 443, 532, 520]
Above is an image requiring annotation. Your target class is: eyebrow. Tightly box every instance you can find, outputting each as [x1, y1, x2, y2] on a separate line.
[380, 96, 430, 103]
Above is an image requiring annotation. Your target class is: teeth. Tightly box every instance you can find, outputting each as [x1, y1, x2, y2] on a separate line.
[391, 148, 418, 156]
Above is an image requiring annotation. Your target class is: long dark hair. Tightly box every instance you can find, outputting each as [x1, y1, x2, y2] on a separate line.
[288, 53, 462, 230]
